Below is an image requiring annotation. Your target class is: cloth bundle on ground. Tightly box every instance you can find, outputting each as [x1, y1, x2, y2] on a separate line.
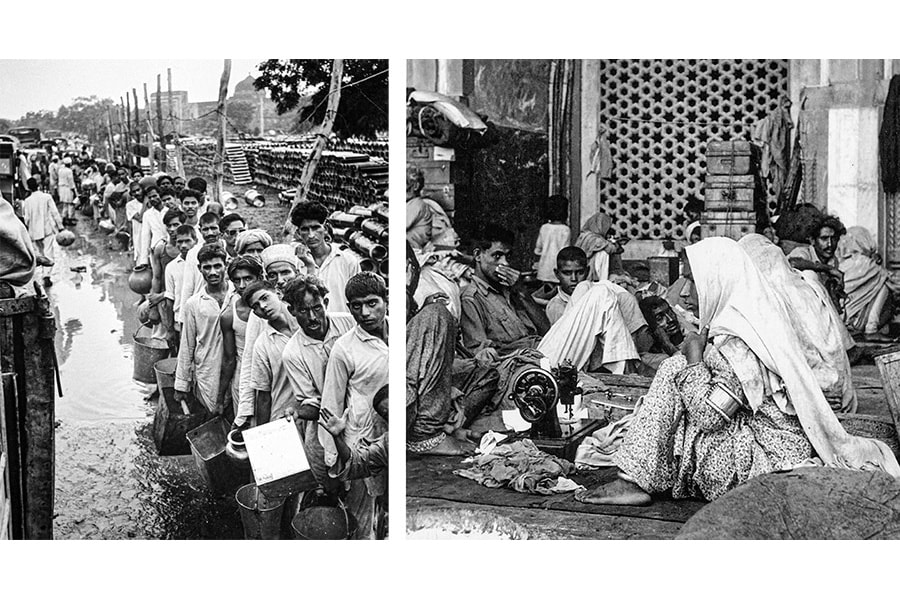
[836, 226, 898, 333]
[575, 405, 640, 469]
[0, 201, 37, 287]
[454, 438, 577, 495]
[739, 234, 857, 413]
[687, 238, 899, 477]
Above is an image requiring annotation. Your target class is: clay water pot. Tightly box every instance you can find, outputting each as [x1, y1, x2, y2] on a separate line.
[56, 229, 76, 247]
[129, 264, 153, 295]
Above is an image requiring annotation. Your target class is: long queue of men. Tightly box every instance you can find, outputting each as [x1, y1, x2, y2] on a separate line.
[17, 152, 390, 539]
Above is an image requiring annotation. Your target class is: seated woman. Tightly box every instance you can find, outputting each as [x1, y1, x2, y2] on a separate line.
[740, 234, 857, 413]
[575, 211, 624, 281]
[837, 226, 900, 337]
[576, 237, 899, 506]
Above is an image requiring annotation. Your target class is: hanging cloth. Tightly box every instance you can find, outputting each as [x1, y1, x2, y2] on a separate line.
[879, 75, 900, 195]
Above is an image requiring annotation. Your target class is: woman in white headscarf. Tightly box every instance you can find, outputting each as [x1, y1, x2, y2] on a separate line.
[837, 226, 900, 334]
[576, 237, 899, 506]
[739, 234, 857, 413]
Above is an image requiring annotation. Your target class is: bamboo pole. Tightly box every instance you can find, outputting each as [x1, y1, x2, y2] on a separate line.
[124, 95, 132, 166]
[105, 107, 115, 161]
[214, 59, 232, 203]
[168, 68, 184, 177]
[144, 83, 155, 173]
[132, 89, 140, 171]
[288, 59, 344, 226]
[156, 74, 164, 149]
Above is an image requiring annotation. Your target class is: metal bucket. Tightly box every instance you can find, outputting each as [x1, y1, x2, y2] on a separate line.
[244, 189, 265, 208]
[291, 502, 357, 540]
[154, 357, 178, 394]
[235, 484, 286, 540]
[187, 417, 248, 496]
[133, 326, 170, 384]
[222, 191, 238, 212]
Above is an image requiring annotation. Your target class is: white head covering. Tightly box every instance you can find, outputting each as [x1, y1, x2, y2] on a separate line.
[687, 237, 900, 477]
[739, 234, 857, 412]
[235, 229, 273, 255]
[260, 243, 301, 272]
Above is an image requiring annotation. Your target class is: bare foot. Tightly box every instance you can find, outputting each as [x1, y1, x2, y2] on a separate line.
[574, 477, 652, 506]
[416, 435, 475, 456]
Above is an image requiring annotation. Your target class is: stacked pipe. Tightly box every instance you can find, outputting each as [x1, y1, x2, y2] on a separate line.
[328, 203, 389, 286]
[252, 148, 388, 210]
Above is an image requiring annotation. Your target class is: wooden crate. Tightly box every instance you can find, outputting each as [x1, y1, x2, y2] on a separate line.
[706, 140, 755, 175]
[700, 211, 757, 241]
[704, 174, 757, 211]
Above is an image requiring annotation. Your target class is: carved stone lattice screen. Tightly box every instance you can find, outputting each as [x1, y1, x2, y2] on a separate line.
[597, 59, 789, 240]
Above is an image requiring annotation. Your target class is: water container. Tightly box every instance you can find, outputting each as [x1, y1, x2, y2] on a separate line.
[235, 484, 286, 540]
[133, 325, 169, 384]
[186, 417, 249, 496]
[244, 189, 265, 208]
[153, 357, 178, 395]
[128, 264, 153, 295]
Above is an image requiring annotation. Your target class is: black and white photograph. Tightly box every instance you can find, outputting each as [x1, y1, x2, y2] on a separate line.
[405, 58, 900, 540]
[0, 58, 389, 540]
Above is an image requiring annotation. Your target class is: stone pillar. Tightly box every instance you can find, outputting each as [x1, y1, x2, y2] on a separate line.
[407, 60, 437, 91]
[437, 60, 464, 97]
[579, 60, 601, 230]
[827, 107, 881, 236]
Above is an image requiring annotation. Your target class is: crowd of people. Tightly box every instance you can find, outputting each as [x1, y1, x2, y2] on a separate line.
[11, 147, 390, 539]
[406, 164, 900, 507]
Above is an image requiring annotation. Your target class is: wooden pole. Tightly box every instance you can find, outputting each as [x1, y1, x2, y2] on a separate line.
[289, 59, 344, 225]
[132, 89, 140, 171]
[168, 68, 184, 177]
[123, 95, 132, 166]
[214, 59, 232, 203]
[105, 107, 115, 161]
[143, 83, 155, 173]
[117, 103, 128, 163]
[156, 74, 164, 158]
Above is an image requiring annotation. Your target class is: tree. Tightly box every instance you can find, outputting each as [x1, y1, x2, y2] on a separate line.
[254, 59, 387, 139]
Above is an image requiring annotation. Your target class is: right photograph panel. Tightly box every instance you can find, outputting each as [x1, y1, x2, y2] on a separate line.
[405, 58, 900, 540]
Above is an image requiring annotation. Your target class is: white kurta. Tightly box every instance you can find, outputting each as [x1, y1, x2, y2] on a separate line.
[174, 283, 232, 412]
[317, 243, 362, 314]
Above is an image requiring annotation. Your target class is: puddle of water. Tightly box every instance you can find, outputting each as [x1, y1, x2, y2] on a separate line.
[46, 225, 154, 423]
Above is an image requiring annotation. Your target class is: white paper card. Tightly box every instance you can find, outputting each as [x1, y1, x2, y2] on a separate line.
[242, 418, 310, 485]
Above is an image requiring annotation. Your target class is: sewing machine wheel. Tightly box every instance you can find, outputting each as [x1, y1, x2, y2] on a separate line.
[510, 367, 559, 423]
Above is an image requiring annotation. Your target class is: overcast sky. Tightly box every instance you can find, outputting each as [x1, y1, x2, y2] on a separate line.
[0, 59, 266, 120]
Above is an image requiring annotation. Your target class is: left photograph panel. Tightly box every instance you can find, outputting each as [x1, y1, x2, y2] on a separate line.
[0, 59, 389, 540]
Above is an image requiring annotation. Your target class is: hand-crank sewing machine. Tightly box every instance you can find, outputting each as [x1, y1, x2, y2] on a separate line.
[507, 361, 603, 461]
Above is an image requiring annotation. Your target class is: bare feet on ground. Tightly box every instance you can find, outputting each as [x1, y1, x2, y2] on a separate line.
[418, 435, 475, 456]
[574, 477, 652, 506]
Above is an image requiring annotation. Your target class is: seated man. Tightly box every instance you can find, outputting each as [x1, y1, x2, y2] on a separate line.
[544, 246, 654, 372]
[459, 224, 548, 361]
[638, 296, 684, 371]
[837, 226, 900, 336]
[406, 242, 479, 456]
[787, 213, 847, 311]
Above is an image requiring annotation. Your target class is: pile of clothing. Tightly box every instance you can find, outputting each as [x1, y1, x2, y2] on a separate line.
[454, 438, 578, 495]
